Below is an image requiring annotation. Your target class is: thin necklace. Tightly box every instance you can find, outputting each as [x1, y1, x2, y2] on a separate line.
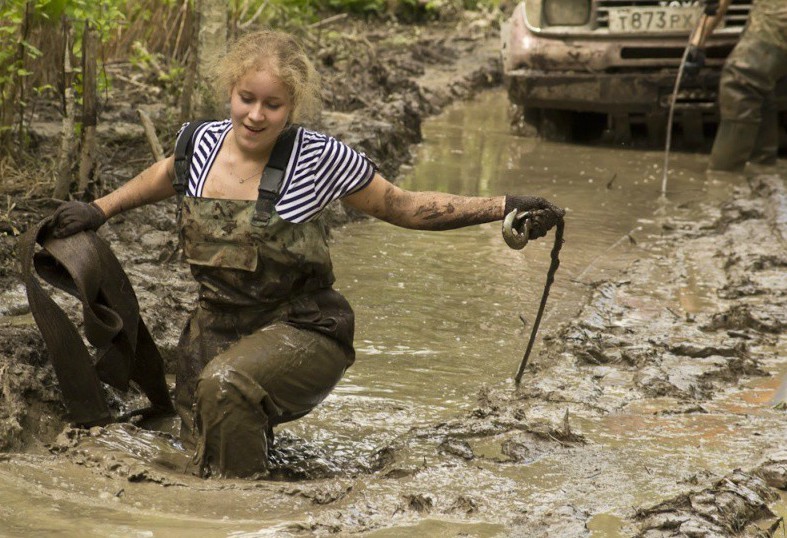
[234, 167, 263, 184]
[229, 134, 264, 184]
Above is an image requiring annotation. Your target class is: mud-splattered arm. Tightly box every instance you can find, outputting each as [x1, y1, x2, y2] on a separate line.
[93, 156, 177, 218]
[342, 174, 505, 230]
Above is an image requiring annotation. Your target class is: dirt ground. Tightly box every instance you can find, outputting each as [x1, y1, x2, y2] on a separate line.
[1, 9, 786, 537]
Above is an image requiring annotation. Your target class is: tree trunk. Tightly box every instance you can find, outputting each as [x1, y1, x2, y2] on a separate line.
[53, 18, 75, 201]
[77, 22, 98, 197]
[183, 0, 228, 120]
[178, 10, 198, 123]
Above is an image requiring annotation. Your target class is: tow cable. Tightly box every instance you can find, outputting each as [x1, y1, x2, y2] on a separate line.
[661, 11, 710, 197]
[502, 209, 565, 384]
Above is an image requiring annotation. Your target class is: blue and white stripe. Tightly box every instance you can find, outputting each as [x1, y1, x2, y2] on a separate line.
[177, 121, 376, 223]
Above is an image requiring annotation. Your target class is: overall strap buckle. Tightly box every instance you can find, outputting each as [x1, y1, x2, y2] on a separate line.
[252, 169, 283, 226]
[252, 127, 298, 226]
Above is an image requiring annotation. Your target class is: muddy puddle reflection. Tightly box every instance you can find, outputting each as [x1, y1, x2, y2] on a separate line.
[3, 89, 784, 536]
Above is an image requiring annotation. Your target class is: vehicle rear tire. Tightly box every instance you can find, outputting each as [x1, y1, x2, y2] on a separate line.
[539, 109, 574, 142]
[509, 105, 575, 141]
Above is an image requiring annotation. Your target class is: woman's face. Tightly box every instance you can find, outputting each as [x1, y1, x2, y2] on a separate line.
[229, 68, 293, 156]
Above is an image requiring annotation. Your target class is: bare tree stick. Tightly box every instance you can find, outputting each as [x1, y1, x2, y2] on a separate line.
[137, 109, 165, 162]
[514, 220, 564, 385]
[112, 72, 157, 91]
[173, 0, 190, 59]
[158, 2, 181, 54]
[238, 0, 250, 21]
[239, 0, 269, 30]
[229, 0, 241, 41]
[15, 0, 33, 157]
[309, 13, 348, 29]
[78, 21, 99, 196]
[53, 18, 75, 200]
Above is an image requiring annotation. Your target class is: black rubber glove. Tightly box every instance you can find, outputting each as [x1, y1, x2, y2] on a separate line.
[504, 195, 565, 239]
[683, 45, 705, 78]
[50, 201, 107, 238]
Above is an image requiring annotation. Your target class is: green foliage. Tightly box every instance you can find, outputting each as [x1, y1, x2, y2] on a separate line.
[129, 40, 185, 98]
[64, 1, 127, 53]
[129, 40, 158, 70]
[1, 1, 44, 148]
[0, 0, 130, 151]
[325, 0, 386, 14]
[231, 0, 469, 26]
[462, 0, 504, 8]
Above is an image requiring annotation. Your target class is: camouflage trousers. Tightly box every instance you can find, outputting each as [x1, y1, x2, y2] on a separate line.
[710, 33, 787, 170]
[175, 297, 354, 478]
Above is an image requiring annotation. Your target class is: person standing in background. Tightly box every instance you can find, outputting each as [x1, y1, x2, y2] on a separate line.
[687, 0, 787, 171]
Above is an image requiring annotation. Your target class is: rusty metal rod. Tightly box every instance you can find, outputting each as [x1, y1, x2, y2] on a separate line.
[514, 219, 564, 384]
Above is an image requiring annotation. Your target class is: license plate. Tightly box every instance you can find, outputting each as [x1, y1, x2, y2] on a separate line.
[607, 6, 706, 33]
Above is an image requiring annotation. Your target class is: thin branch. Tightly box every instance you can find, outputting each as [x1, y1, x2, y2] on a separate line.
[137, 109, 165, 162]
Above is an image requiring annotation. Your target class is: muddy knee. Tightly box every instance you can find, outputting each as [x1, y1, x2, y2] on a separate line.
[193, 364, 272, 478]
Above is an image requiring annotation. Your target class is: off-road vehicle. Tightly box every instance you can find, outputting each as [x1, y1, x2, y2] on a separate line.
[501, 0, 774, 145]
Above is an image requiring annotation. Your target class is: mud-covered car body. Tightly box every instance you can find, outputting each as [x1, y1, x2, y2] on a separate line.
[501, 0, 763, 142]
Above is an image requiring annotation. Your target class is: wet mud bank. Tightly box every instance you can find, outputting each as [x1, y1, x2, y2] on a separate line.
[451, 171, 787, 536]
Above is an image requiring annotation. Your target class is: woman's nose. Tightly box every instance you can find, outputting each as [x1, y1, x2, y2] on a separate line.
[248, 104, 265, 122]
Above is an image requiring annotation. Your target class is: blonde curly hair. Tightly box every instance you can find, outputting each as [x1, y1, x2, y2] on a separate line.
[211, 30, 322, 125]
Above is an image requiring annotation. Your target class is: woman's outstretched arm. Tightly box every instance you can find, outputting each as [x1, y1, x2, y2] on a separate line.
[342, 174, 505, 231]
[342, 174, 564, 236]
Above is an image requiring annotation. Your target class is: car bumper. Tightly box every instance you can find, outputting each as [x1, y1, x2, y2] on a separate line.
[504, 69, 722, 114]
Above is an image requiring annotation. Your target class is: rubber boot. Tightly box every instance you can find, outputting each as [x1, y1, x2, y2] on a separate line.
[708, 120, 760, 172]
[749, 96, 779, 165]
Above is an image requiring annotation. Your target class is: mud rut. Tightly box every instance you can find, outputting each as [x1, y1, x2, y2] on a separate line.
[0, 15, 786, 537]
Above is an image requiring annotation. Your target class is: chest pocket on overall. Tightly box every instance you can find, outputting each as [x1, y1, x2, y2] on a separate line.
[173, 123, 300, 272]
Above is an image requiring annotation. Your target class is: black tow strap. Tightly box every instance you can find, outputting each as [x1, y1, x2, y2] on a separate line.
[17, 219, 174, 427]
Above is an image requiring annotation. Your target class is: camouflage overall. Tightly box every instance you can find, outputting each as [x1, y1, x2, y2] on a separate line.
[175, 196, 355, 478]
[709, 0, 787, 170]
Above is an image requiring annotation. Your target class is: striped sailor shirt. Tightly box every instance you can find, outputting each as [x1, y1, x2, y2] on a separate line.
[179, 120, 377, 222]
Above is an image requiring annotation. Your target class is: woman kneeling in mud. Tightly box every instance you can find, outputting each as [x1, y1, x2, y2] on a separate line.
[48, 30, 564, 478]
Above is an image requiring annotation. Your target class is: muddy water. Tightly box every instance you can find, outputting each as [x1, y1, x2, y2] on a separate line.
[324, 89, 739, 423]
[1, 89, 783, 536]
